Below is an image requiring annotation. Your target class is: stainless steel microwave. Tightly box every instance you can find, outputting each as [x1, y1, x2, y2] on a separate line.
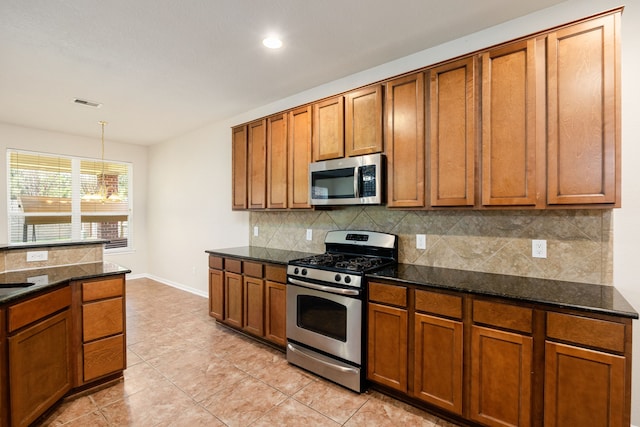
[309, 153, 384, 206]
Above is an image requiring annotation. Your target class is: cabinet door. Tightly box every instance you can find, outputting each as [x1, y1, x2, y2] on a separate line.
[232, 125, 248, 210]
[413, 313, 463, 415]
[265, 281, 286, 347]
[547, 13, 620, 205]
[9, 310, 72, 427]
[288, 106, 312, 209]
[313, 96, 344, 160]
[345, 84, 383, 157]
[544, 341, 625, 427]
[482, 39, 543, 207]
[267, 113, 288, 209]
[470, 325, 532, 427]
[385, 73, 425, 208]
[429, 58, 476, 207]
[243, 276, 264, 336]
[248, 119, 267, 209]
[367, 302, 408, 392]
[224, 272, 244, 329]
[209, 269, 224, 320]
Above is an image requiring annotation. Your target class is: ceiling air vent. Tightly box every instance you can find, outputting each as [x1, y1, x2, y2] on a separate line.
[73, 98, 102, 108]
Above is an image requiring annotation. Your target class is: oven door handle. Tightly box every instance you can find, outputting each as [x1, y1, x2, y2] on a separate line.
[287, 343, 360, 375]
[287, 277, 360, 296]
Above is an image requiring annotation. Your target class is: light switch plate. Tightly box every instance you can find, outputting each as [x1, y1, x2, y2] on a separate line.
[253, 226, 259, 237]
[306, 229, 313, 241]
[416, 234, 426, 250]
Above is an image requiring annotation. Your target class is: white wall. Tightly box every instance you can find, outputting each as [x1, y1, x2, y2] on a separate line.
[144, 0, 640, 423]
[0, 122, 149, 274]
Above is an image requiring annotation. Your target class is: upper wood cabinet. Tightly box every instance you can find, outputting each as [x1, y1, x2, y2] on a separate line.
[267, 114, 288, 209]
[313, 96, 344, 161]
[481, 39, 544, 207]
[345, 84, 383, 157]
[248, 119, 267, 209]
[428, 57, 477, 207]
[385, 73, 425, 208]
[546, 13, 620, 206]
[231, 125, 247, 210]
[288, 106, 312, 209]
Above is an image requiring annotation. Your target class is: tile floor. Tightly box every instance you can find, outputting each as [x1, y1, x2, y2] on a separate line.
[38, 277, 461, 426]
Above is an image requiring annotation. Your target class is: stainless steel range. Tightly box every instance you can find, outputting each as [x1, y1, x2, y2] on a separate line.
[286, 230, 398, 392]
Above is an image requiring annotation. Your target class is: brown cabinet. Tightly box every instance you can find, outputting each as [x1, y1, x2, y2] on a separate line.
[547, 13, 620, 206]
[413, 290, 463, 415]
[481, 39, 544, 207]
[470, 300, 533, 427]
[544, 312, 630, 427]
[345, 84, 383, 157]
[231, 125, 248, 210]
[248, 119, 267, 209]
[265, 281, 287, 346]
[367, 282, 408, 392]
[267, 113, 288, 209]
[74, 276, 126, 385]
[428, 58, 477, 207]
[288, 106, 312, 209]
[385, 73, 426, 208]
[313, 96, 344, 161]
[208, 255, 287, 348]
[224, 272, 244, 329]
[7, 287, 72, 427]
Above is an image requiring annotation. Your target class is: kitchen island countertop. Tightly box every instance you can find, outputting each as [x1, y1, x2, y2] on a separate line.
[0, 261, 130, 305]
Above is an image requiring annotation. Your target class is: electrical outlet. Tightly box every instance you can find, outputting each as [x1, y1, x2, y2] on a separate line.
[306, 229, 313, 241]
[253, 226, 259, 236]
[416, 234, 426, 250]
[532, 239, 547, 258]
[26, 250, 48, 262]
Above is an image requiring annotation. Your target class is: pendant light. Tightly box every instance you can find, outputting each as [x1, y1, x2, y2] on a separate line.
[82, 121, 121, 202]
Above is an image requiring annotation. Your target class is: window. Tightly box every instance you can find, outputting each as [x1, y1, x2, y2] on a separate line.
[7, 149, 132, 250]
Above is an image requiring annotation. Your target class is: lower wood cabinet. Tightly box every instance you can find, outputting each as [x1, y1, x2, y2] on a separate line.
[208, 255, 287, 348]
[469, 325, 533, 427]
[367, 302, 408, 392]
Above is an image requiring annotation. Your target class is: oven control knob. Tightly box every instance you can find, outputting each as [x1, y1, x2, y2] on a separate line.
[344, 276, 351, 284]
[293, 267, 299, 275]
[334, 274, 341, 282]
[301, 269, 307, 276]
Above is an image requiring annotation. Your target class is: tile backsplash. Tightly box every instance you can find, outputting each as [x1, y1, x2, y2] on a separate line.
[250, 207, 613, 285]
[3, 244, 104, 272]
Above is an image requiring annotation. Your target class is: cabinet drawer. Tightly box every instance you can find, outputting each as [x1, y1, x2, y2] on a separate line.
[473, 299, 532, 333]
[83, 334, 125, 382]
[209, 255, 223, 270]
[8, 286, 71, 333]
[265, 264, 286, 283]
[82, 277, 124, 302]
[225, 258, 242, 273]
[82, 298, 124, 342]
[244, 261, 263, 278]
[415, 289, 462, 319]
[369, 282, 407, 308]
[547, 312, 625, 353]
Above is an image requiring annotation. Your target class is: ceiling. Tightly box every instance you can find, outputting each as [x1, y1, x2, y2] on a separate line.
[0, 0, 567, 145]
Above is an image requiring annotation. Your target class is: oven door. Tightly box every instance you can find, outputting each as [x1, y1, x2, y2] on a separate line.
[286, 279, 362, 365]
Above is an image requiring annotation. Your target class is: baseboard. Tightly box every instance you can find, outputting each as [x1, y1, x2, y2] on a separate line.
[125, 272, 208, 298]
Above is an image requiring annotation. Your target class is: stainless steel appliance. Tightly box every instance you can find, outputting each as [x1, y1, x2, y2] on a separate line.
[309, 153, 384, 206]
[286, 230, 398, 392]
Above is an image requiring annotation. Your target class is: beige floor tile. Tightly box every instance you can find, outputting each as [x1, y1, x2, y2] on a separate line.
[294, 379, 370, 424]
[251, 398, 341, 426]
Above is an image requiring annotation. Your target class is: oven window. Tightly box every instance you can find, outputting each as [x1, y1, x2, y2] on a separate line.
[297, 295, 347, 342]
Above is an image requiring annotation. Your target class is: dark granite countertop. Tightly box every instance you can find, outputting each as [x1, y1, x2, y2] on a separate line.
[206, 247, 316, 265]
[0, 239, 109, 251]
[207, 246, 638, 319]
[0, 262, 131, 305]
[369, 264, 638, 319]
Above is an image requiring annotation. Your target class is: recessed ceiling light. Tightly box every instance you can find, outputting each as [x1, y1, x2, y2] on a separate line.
[262, 36, 283, 49]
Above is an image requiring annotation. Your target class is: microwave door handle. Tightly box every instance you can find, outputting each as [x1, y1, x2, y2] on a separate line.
[354, 166, 360, 198]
